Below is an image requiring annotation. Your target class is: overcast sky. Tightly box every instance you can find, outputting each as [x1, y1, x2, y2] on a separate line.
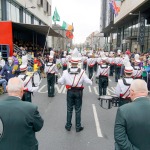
[52, 0, 100, 44]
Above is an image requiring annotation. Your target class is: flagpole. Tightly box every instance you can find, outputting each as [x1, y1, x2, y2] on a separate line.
[42, 25, 51, 57]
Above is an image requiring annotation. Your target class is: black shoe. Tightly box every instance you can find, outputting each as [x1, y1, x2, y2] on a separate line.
[65, 126, 71, 131]
[76, 127, 84, 132]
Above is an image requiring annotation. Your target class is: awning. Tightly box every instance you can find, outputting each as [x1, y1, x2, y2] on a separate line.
[12, 22, 63, 37]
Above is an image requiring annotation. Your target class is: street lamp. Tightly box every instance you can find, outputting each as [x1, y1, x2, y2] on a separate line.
[24, 4, 36, 23]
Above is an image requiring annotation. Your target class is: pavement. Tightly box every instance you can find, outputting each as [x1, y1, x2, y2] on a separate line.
[0, 74, 119, 150]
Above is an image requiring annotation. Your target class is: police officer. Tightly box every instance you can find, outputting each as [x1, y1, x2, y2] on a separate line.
[44, 52, 58, 97]
[58, 48, 92, 132]
[96, 54, 109, 97]
[115, 62, 133, 106]
[18, 64, 39, 102]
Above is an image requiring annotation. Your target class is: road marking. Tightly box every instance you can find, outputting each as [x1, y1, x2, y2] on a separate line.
[92, 104, 103, 138]
[109, 78, 112, 82]
[107, 88, 115, 94]
[94, 86, 98, 95]
[58, 73, 61, 77]
[111, 87, 115, 91]
[88, 86, 92, 92]
[55, 85, 65, 93]
[63, 87, 66, 93]
[38, 84, 47, 93]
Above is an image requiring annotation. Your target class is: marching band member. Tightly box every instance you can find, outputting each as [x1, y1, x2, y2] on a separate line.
[61, 51, 68, 71]
[114, 50, 123, 82]
[132, 54, 143, 79]
[18, 64, 39, 102]
[81, 54, 88, 70]
[108, 51, 115, 76]
[44, 51, 58, 97]
[87, 53, 95, 79]
[115, 62, 133, 106]
[96, 54, 109, 97]
[58, 48, 92, 132]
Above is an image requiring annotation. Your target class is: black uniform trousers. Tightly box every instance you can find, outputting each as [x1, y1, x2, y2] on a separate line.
[109, 64, 115, 76]
[47, 73, 55, 97]
[83, 63, 87, 70]
[66, 88, 83, 130]
[94, 62, 97, 72]
[115, 65, 121, 82]
[88, 66, 94, 79]
[22, 92, 32, 102]
[98, 76, 108, 96]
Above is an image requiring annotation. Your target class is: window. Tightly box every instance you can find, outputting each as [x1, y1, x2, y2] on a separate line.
[34, 17, 39, 25]
[37, 0, 43, 6]
[23, 10, 31, 24]
[48, 4, 51, 16]
[6, 1, 20, 22]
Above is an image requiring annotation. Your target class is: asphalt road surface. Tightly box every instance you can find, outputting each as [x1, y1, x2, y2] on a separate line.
[0, 75, 118, 150]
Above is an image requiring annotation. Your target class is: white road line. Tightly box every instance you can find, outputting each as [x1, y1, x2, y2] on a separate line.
[111, 87, 115, 91]
[38, 84, 47, 93]
[88, 86, 92, 93]
[94, 87, 98, 95]
[55, 85, 65, 93]
[58, 73, 61, 77]
[107, 88, 111, 95]
[92, 104, 103, 138]
[63, 86, 66, 93]
[109, 78, 112, 82]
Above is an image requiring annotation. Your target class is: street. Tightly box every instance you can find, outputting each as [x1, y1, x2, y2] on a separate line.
[0, 75, 118, 150]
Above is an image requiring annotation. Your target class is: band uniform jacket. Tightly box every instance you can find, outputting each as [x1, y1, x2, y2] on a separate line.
[132, 66, 143, 78]
[96, 64, 110, 77]
[44, 62, 58, 74]
[18, 74, 39, 92]
[115, 57, 123, 66]
[0, 96, 44, 150]
[87, 58, 95, 67]
[115, 78, 133, 98]
[114, 97, 150, 150]
[58, 68, 92, 88]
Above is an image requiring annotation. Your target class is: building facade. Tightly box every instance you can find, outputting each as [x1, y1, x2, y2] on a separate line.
[101, 0, 150, 53]
[0, 0, 52, 47]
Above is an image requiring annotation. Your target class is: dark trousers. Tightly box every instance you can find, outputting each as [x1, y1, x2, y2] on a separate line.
[98, 76, 108, 96]
[109, 64, 114, 76]
[66, 89, 83, 129]
[83, 63, 87, 70]
[88, 66, 94, 79]
[63, 65, 67, 71]
[94, 63, 97, 72]
[22, 92, 32, 102]
[115, 66, 121, 82]
[47, 73, 55, 97]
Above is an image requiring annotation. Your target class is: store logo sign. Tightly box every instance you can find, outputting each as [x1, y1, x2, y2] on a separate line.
[138, 15, 145, 45]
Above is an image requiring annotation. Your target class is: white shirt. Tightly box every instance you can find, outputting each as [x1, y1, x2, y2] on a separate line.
[44, 62, 58, 74]
[58, 68, 92, 87]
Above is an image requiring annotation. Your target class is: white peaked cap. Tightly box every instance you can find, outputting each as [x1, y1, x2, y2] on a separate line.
[124, 62, 133, 73]
[20, 64, 27, 72]
[49, 50, 55, 59]
[70, 48, 79, 63]
[134, 54, 140, 63]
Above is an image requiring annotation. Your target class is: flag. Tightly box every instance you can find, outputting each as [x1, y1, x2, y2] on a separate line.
[62, 21, 73, 31]
[110, 0, 120, 16]
[52, 7, 60, 22]
[66, 31, 73, 39]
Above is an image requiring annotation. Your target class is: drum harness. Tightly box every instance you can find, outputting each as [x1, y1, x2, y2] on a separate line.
[133, 66, 142, 78]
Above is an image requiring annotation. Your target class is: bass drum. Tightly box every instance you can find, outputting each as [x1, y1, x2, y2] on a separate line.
[33, 72, 41, 87]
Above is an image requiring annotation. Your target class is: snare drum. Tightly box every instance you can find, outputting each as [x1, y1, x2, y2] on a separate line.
[33, 72, 41, 87]
[111, 95, 119, 107]
[99, 95, 113, 109]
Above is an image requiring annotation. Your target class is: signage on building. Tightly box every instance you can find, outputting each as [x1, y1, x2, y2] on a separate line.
[138, 15, 145, 46]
